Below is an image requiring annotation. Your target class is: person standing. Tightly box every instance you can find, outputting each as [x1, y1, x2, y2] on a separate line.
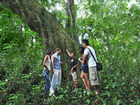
[66, 49, 78, 90]
[82, 39, 101, 103]
[43, 49, 52, 103]
[49, 48, 63, 96]
[78, 46, 91, 91]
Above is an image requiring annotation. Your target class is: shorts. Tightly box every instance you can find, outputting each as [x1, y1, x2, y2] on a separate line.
[82, 65, 89, 73]
[71, 71, 77, 81]
[89, 66, 101, 85]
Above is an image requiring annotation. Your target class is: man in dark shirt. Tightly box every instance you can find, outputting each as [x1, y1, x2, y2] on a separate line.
[66, 49, 78, 89]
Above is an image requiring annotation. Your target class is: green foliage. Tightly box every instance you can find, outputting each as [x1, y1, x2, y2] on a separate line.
[0, 7, 43, 104]
[0, 0, 139, 104]
[43, 80, 98, 105]
[76, 0, 139, 104]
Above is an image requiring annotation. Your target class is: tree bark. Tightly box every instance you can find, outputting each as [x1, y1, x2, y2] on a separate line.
[66, 0, 79, 45]
[0, 0, 75, 57]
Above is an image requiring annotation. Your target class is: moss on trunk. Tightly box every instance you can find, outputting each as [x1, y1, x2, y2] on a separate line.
[0, 0, 76, 57]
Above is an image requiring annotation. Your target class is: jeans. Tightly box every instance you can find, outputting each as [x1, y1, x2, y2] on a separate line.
[44, 71, 51, 96]
[50, 69, 61, 95]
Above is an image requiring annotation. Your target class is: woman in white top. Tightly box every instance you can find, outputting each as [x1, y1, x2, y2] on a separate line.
[43, 49, 52, 103]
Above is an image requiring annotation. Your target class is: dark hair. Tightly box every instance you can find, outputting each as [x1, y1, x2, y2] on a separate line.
[46, 49, 52, 55]
[56, 48, 61, 52]
[72, 52, 76, 56]
[82, 39, 89, 45]
[79, 46, 85, 54]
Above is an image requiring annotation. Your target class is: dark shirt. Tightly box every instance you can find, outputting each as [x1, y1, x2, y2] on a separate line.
[70, 57, 77, 71]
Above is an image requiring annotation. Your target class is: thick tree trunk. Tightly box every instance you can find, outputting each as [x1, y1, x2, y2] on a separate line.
[66, 0, 79, 45]
[0, 0, 75, 57]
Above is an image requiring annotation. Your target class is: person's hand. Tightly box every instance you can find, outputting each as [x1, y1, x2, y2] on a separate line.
[78, 58, 81, 61]
[71, 68, 73, 72]
[66, 49, 68, 52]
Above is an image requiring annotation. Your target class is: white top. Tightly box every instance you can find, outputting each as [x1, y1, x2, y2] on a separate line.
[84, 46, 98, 67]
[44, 55, 51, 70]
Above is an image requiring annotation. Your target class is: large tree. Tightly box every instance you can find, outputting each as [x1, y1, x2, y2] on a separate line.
[66, 0, 79, 44]
[0, 0, 76, 57]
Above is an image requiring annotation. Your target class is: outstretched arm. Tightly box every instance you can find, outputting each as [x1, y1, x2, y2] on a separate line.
[66, 49, 71, 57]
